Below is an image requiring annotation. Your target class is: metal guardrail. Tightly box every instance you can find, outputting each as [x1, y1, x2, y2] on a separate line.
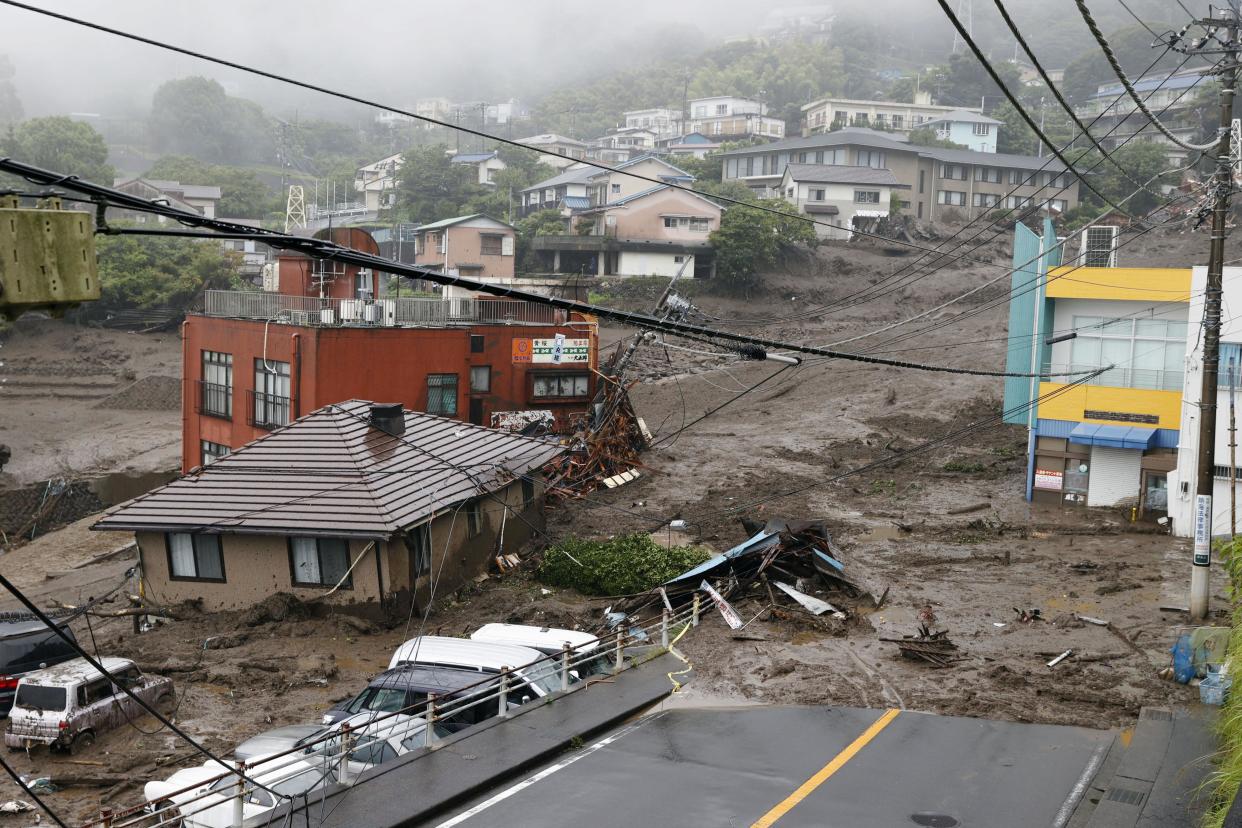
[85, 596, 705, 828]
[247, 390, 290, 431]
[1044, 362, 1184, 392]
[202, 291, 568, 328]
[195, 381, 232, 420]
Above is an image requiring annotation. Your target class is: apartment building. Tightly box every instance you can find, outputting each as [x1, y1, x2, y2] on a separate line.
[686, 96, 785, 140]
[800, 91, 983, 136]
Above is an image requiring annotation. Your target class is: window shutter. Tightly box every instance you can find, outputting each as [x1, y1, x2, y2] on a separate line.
[501, 235, 514, 256]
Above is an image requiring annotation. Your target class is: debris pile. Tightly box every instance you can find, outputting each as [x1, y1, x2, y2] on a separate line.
[880, 624, 958, 667]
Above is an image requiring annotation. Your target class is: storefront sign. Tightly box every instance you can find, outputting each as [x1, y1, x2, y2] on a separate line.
[512, 338, 590, 364]
[1083, 409, 1159, 425]
[1194, 494, 1212, 566]
[1034, 469, 1063, 490]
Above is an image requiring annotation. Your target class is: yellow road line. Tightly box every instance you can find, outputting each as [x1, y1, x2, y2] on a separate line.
[750, 708, 902, 828]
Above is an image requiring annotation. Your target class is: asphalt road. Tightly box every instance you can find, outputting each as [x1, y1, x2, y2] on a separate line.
[429, 706, 1115, 828]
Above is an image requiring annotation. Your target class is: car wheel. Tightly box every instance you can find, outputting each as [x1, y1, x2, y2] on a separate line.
[69, 730, 94, 756]
[156, 692, 176, 715]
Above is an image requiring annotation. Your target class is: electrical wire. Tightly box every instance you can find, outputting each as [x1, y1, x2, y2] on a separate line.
[1076, 0, 1222, 151]
[1116, 0, 1169, 40]
[0, 750, 68, 828]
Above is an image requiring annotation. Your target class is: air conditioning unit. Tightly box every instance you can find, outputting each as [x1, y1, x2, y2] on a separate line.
[288, 310, 311, 326]
[340, 300, 362, 322]
[363, 302, 379, 323]
[320, 308, 336, 325]
[376, 300, 397, 326]
[1080, 225, 1118, 268]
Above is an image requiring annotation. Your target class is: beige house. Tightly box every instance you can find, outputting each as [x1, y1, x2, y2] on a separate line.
[514, 134, 588, 170]
[779, 164, 905, 240]
[412, 214, 516, 298]
[113, 178, 222, 220]
[93, 401, 563, 619]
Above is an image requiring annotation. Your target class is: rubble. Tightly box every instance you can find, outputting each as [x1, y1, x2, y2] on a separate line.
[879, 625, 958, 667]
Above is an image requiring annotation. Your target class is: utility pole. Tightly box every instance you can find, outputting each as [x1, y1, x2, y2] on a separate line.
[1191, 5, 1240, 621]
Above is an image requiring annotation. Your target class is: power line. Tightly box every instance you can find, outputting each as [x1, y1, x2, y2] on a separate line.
[1076, 0, 1220, 152]
[1116, 0, 1168, 40]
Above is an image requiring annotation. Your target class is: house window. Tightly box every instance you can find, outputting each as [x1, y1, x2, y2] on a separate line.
[432, 232, 446, 254]
[1006, 195, 1032, 209]
[1069, 316, 1186, 391]
[716, 104, 728, 115]
[1008, 169, 1032, 186]
[532, 373, 590, 398]
[663, 216, 691, 229]
[466, 501, 483, 537]
[891, 115, 904, 129]
[939, 164, 967, 180]
[975, 167, 1002, 183]
[470, 365, 491, 393]
[690, 217, 710, 231]
[973, 192, 1001, 208]
[289, 537, 352, 589]
[480, 234, 504, 256]
[201, 440, 230, 466]
[856, 150, 884, 169]
[1048, 198, 1068, 212]
[918, 170, 925, 194]
[693, 105, 706, 117]
[814, 151, 824, 164]
[521, 479, 536, 508]
[251, 359, 290, 430]
[973, 123, 991, 136]
[745, 157, 754, 176]
[408, 524, 432, 577]
[427, 374, 458, 416]
[810, 188, 826, 201]
[200, 351, 232, 419]
[610, 183, 621, 194]
[854, 190, 881, 204]
[166, 533, 225, 582]
[937, 190, 966, 206]
[470, 334, 485, 353]
[712, 122, 722, 136]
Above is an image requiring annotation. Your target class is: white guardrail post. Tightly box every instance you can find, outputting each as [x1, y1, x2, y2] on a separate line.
[661, 609, 670, 648]
[560, 643, 571, 692]
[613, 629, 624, 673]
[424, 693, 437, 748]
[498, 668, 509, 717]
[231, 761, 245, 828]
[338, 721, 354, 785]
[691, 593, 701, 627]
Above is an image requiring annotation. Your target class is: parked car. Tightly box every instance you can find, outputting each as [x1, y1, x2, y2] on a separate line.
[233, 724, 322, 763]
[0, 618, 79, 713]
[322, 663, 502, 727]
[4, 657, 174, 753]
[470, 623, 612, 679]
[143, 756, 330, 828]
[386, 636, 561, 701]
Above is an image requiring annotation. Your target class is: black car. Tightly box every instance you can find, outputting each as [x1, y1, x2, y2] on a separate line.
[323, 664, 506, 731]
[0, 619, 78, 713]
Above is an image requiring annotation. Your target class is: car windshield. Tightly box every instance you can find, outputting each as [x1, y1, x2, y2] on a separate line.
[14, 684, 66, 711]
[344, 686, 409, 716]
[574, 652, 613, 678]
[270, 766, 332, 797]
[517, 659, 562, 695]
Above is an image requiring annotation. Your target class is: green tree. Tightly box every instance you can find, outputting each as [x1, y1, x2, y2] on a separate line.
[92, 233, 239, 315]
[1072, 141, 1172, 216]
[907, 128, 967, 150]
[149, 77, 274, 164]
[514, 208, 568, 271]
[1061, 23, 1182, 104]
[709, 198, 816, 295]
[392, 144, 482, 223]
[144, 155, 278, 219]
[6, 116, 112, 183]
[0, 55, 22, 127]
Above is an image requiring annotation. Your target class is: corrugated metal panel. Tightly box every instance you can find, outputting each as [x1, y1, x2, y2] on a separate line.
[94, 400, 564, 539]
[1087, 446, 1142, 507]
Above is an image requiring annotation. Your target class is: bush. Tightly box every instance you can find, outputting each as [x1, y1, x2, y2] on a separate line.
[1201, 603, 1242, 827]
[537, 533, 710, 596]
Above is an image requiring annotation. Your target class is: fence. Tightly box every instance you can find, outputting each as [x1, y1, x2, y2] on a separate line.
[82, 595, 705, 828]
[1044, 362, 1183, 392]
[202, 291, 567, 328]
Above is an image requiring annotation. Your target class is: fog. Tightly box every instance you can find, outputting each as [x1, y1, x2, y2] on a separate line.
[1, 0, 776, 121]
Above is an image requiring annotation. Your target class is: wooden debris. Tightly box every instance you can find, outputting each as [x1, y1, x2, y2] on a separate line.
[879, 624, 958, 667]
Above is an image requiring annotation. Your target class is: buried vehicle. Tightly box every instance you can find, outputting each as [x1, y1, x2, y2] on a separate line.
[4, 657, 174, 753]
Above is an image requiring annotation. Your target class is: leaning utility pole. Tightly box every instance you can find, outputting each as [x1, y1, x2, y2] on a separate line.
[1191, 6, 1241, 621]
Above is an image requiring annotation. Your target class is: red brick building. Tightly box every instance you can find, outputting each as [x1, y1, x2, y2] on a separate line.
[181, 228, 597, 472]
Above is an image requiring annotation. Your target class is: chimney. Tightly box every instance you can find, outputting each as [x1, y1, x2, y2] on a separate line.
[369, 402, 405, 437]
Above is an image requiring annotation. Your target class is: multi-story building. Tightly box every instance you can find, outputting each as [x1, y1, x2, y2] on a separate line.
[778, 164, 905, 240]
[1003, 220, 1188, 513]
[449, 151, 507, 187]
[686, 96, 785, 140]
[182, 227, 597, 471]
[1073, 68, 1209, 166]
[355, 153, 403, 212]
[800, 91, 983, 136]
[622, 108, 683, 140]
[514, 134, 589, 170]
[922, 109, 1002, 153]
[1169, 264, 1242, 538]
[662, 132, 722, 159]
[411, 214, 516, 297]
[485, 98, 530, 125]
[718, 127, 1078, 221]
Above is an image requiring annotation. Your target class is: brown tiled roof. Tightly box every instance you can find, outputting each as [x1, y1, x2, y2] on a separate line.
[92, 400, 565, 540]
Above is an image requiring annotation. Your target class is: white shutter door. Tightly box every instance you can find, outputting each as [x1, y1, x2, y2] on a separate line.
[1086, 446, 1142, 507]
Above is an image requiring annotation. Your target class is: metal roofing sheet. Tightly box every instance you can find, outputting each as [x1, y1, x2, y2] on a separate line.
[93, 400, 565, 539]
[783, 164, 901, 186]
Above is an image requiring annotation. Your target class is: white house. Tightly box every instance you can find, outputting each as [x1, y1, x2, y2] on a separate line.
[801, 91, 984, 136]
[1168, 265, 1242, 539]
[623, 108, 682, 140]
[663, 132, 722, 159]
[450, 151, 507, 187]
[778, 164, 901, 240]
[355, 152, 403, 212]
[515, 134, 589, 170]
[923, 110, 1002, 153]
[687, 96, 784, 140]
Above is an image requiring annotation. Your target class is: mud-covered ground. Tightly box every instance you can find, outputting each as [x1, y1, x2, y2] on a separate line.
[0, 226, 1233, 822]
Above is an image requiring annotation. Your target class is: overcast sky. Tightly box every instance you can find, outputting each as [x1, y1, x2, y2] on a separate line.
[1, 0, 777, 121]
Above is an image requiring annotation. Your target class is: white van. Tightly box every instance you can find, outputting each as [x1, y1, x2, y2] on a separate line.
[386, 636, 560, 700]
[469, 624, 611, 679]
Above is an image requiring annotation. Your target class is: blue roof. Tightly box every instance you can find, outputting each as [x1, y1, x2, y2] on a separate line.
[1067, 422, 1156, 450]
[1093, 72, 1204, 99]
[450, 152, 498, 164]
[561, 195, 591, 210]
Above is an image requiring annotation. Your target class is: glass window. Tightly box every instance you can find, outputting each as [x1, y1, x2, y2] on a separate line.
[854, 190, 880, 204]
[470, 334, 485, 354]
[290, 537, 351, 588]
[466, 501, 482, 537]
[201, 440, 230, 466]
[1070, 315, 1186, 392]
[532, 374, 590, 398]
[480, 234, 504, 256]
[408, 524, 432, 577]
[167, 533, 224, 581]
[252, 360, 290, 429]
[470, 366, 491, 393]
[427, 374, 458, 416]
[201, 351, 232, 418]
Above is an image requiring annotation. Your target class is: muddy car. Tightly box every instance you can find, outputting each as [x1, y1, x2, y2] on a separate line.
[4, 657, 174, 753]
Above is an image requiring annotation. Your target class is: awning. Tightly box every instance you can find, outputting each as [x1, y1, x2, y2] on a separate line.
[1067, 422, 1156, 450]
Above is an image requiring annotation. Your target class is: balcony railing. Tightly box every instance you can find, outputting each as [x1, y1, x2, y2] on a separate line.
[248, 389, 291, 430]
[195, 380, 232, 420]
[1046, 362, 1184, 393]
[202, 291, 567, 327]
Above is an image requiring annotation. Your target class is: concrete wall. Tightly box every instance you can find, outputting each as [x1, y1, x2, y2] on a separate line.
[616, 251, 692, 277]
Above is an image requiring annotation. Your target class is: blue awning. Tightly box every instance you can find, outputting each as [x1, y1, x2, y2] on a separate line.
[1068, 422, 1156, 450]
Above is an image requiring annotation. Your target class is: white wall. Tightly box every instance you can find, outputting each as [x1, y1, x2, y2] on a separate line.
[616, 251, 691, 277]
[1169, 265, 1242, 537]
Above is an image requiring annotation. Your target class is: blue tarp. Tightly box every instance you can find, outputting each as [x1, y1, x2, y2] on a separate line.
[664, 530, 781, 585]
[1068, 422, 1156, 450]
